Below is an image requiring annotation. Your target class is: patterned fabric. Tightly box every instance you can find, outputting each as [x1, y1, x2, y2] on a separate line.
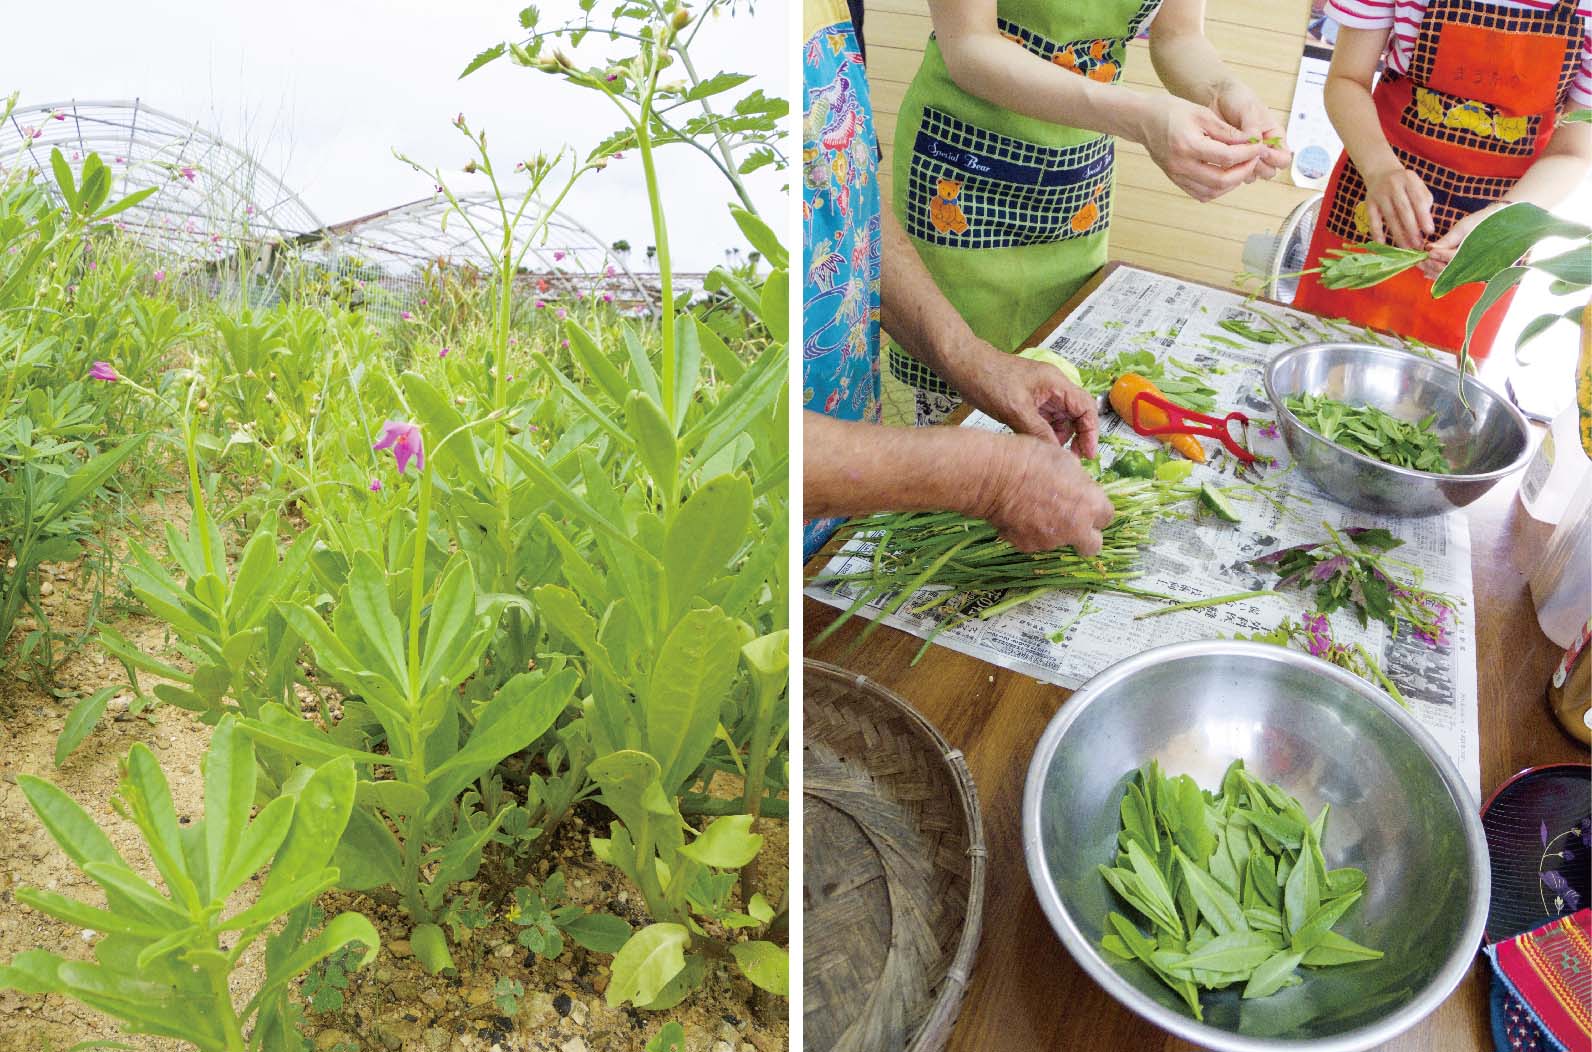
[903, 108, 1115, 250]
[803, 0, 883, 560]
[1293, 0, 1584, 355]
[1486, 909, 1592, 1052]
[1326, 0, 1592, 107]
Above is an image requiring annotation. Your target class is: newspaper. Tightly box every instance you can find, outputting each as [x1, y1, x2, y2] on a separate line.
[808, 266, 1482, 801]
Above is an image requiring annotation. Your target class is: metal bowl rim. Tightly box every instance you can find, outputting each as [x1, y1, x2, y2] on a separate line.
[1262, 342, 1533, 484]
[1020, 639, 1490, 1052]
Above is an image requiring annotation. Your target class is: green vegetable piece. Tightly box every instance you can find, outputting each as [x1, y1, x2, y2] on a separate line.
[1290, 891, 1364, 953]
[1114, 450, 1155, 479]
[1176, 849, 1249, 936]
[1199, 483, 1241, 523]
[1300, 929, 1384, 966]
[1284, 827, 1323, 937]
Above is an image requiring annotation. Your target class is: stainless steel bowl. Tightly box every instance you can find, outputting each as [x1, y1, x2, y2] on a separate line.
[1022, 641, 1488, 1052]
[1263, 342, 1531, 516]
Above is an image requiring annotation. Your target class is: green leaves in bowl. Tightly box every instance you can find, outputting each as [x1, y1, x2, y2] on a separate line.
[1284, 392, 1453, 474]
[1099, 760, 1381, 1020]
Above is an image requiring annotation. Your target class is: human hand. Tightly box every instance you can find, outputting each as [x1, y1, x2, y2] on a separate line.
[1214, 79, 1291, 180]
[971, 433, 1114, 554]
[1139, 97, 1265, 202]
[960, 350, 1100, 458]
[1419, 204, 1498, 279]
[1362, 164, 1434, 250]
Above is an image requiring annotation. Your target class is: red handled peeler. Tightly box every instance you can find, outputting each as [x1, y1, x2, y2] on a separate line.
[1129, 391, 1258, 464]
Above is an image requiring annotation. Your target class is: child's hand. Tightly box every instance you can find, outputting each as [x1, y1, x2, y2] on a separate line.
[1363, 164, 1434, 251]
[1420, 204, 1500, 280]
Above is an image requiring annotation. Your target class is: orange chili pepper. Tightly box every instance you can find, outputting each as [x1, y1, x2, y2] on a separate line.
[1108, 373, 1206, 462]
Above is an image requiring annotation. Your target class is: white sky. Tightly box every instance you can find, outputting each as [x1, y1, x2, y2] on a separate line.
[0, 0, 788, 271]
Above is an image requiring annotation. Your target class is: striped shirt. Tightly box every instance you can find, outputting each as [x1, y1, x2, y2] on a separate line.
[1325, 0, 1592, 107]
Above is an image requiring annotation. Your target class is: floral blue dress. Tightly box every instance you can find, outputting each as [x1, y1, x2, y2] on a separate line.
[803, 0, 883, 560]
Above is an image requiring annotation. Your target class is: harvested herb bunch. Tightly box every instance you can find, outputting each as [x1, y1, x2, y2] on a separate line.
[812, 473, 1206, 657]
[1237, 616, 1408, 708]
[1101, 760, 1382, 1021]
[1254, 524, 1459, 644]
[1078, 349, 1219, 414]
[1284, 392, 1452, 473]
[1310, 242, 1429, 290]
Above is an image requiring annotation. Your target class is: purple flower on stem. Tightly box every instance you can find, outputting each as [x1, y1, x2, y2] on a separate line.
[51, 111, 65, 121]
[553, 250, 565, 261]
[560, 339, 569, 349]
[1259, 422, 1280, 440]
[152, 269, 165, 283]
[439, 346, 450, 359]
[554, 308, 566, 320]
[400, 310, 413, 321]
[601, 292, 614, 304]
[369, 478, 383, 492]
[179, 166, 196, 182]
[605, 265, 616, 278]
[1302, 613, 1331, 658]
[88, 361, 118, 383]
[534, 299, 546, 309]
[373, 420, 424, 475]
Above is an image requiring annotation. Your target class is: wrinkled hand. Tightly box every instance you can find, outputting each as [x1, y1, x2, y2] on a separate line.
[1419, 204, 1497, 280]
[1141, 97, 1265, 203]
[960, 350, 1100, 458]
[1214, 80, 1291, 181]
[1363, 164, 1434, 251]
[974, 434, 1114, 554]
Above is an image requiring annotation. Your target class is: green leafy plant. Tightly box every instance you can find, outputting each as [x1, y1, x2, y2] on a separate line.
[0, 718, 379, 1051]
[1100, 760, 1380, 1021]
[508, 871, 632, 960]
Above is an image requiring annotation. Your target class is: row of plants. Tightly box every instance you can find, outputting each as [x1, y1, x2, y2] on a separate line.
[0, 1, 790, 1048]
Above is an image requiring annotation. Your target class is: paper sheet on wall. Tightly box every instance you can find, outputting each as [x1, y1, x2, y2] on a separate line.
[807, 266, 1483, 802]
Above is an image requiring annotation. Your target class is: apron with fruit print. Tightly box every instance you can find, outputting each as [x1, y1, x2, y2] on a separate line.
[1293, 0, 1584, 357]
[887, 0, 1162, 425]
[803, 0, 884, 559]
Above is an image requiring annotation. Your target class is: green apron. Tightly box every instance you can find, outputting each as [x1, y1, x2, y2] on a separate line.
[888, 0, 1162, 424]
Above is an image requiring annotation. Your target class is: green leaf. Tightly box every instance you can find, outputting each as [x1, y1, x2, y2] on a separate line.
[730, 940, 788, 996]
[1516, 309, 1579, 354]
[50, 148, 78, 211]
[333, 807, 405, 891]
[677, 814, 763, 870]
[1284, 827, 1322, 936]
[120, 746, 200, 910]
[424, 668, 577, 813]
[345, 552, 406, 689]
[729, 206, 788, 270]
[646, 1022, 687, 1052]
[663, 474, 752, 626]
[265, 756, 356, 897]
[1299, 929, 1384, 965]
[250, 911, 378, 1017]
[684, 72, 753, 102]
[564, 320, 631, 406]
[17, 776, 125, 872]
[606, 923, 689, 1007]
[215, 794, 295, 899]
[42, 435, 144, 526]
[1162, 930, 1276, 976]
[203, 716, 257, 896]
[559, 912, 632, 953]
[626, 390, 680, 501]
[645, 607, 741, 792]
[412, 922, 455, 975]
[1434, 202, 1591, 296]
[758, 267, 789, 340]
[1290, 890, 1364, 953]
[1532, 244, 1592, 288]
[460, 42, 506, 78]
[54, 687, 117, 768]
[1242, 950, 1303, 998]
[1176, 849, 1248, 936]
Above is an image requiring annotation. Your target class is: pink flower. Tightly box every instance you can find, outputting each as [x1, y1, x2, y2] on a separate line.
[114, 156, 125, 163]
[453, 112, 466, 128]
[400, 310, 413, 321]
[606, 73, 618, 82]
[179, 166, 196, 182]
[553, 250, 565, 261]
[554, 308, 566, 320]
[604, 265, 616, 278]
[534, 299, 546, 309]
[613, 152, 624, 159]
[439, 346, 449, 359]
[152, 269, 165, 283]
[560, 339, 569, 349]
[51, 111, 65, 121]
[576, 290, 585, 301]
[88, 361, 118, 382]
[373, 420, 424, 475]
[26, 127, 41, 140]
[369, 478, 383, 492]
[1259, 422, 1280, 440]
[87, 261, 97, 270]
[601, 292, 614, 303]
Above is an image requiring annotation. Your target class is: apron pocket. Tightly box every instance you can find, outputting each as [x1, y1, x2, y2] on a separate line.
[904, 106, 1115, 251]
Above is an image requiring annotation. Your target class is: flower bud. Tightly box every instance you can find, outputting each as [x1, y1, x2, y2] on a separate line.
[672, 8, 691, 29]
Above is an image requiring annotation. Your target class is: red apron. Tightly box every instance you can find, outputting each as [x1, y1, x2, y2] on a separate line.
[1293, 0, 1584, 357]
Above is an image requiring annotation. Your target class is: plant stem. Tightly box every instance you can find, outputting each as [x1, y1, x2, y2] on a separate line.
[1134, 589, 1275, 619]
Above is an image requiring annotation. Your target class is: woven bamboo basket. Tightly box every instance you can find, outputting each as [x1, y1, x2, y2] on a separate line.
[803, 660, 987, 1052]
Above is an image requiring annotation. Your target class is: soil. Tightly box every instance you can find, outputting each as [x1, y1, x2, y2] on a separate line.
[0, 506, 789, 1052]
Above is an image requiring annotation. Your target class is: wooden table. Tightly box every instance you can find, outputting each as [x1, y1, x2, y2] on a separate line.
[803, 267, 1588, 1052]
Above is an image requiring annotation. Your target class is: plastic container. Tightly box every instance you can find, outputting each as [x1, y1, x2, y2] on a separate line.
[1518, 399, 1591, 525]
[1528, 473, 1592, 649]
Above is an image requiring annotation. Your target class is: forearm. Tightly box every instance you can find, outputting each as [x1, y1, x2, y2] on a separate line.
[1502, 119, 1592, 209]
[879, 205, 1002, 389]
[804, 410, 1002, 519]
[934, 30, 1157, 142]
[1148, 23, 1237, 106]
[1322, 26, 1400, 177]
